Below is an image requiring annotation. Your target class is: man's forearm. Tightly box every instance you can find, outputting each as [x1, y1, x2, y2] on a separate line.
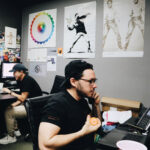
[11, 92, 22, 102]
[94, 104, 102, 121]
[41, 130, 85, 149]
[11, 100, 21, 106]
[11, 91, 26, 102]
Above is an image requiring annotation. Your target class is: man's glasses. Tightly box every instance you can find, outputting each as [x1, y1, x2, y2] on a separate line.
[79, 78, 97, 85]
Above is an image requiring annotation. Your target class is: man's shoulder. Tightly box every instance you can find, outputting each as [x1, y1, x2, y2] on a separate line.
[23, 75, 37, 83]
[48, 91, 68, 103]
[44, 91, 69, 110]
[24, 75, 34, 80]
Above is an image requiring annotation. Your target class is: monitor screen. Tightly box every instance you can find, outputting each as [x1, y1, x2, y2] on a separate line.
[1, 63, 18, 79]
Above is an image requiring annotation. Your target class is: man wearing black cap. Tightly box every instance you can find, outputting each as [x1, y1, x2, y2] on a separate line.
[39, 60, 101, 150]
[0, 63, 42, 144]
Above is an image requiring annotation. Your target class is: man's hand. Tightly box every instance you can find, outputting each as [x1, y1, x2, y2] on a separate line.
[91, 92, 102, 121]
[2, 88, 11, 94]
[92, 91, 100, 105]
[81, 115, 101, 136]
[11, 101, 21, 107]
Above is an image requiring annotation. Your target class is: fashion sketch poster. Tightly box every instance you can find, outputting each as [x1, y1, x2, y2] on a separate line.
[103, 0, 145, 57]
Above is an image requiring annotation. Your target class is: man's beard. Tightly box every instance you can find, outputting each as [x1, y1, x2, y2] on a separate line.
[76, 88, 87, 99]
[76, 82, 94, 100]
[16, 75, 22, 81]
[76, 86, 92, 100]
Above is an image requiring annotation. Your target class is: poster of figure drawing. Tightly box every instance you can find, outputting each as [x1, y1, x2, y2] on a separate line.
[103, 0, 145, 57]
[28, 9, 57, 48]
[5, 27, 17, 48]
[64, 2, 96, 58]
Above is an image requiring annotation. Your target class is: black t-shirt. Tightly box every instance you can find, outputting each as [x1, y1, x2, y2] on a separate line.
[17, 75, 42, 98]
[41, 90, 95, 150]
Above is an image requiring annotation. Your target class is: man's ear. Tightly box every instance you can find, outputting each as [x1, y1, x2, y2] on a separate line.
[70, 77, 78, 88]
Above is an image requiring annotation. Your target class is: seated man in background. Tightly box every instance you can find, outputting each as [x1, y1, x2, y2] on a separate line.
[39, 60, 101, 150]
[0, 63, 42, 145]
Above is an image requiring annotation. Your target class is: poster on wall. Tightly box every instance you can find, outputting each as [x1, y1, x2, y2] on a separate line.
[27, 48, 47, 62]
[28, 9, 57, 48]
[64, 1, 96, 58]
[0, 48, 3, 62]
[29, 62, 46, 76]
[47, 56, 57, 71]
[3, 48, 20, 62]
[0, 32, 5, 44]
[5, 27, 17, 48]
[102, 0, 145, 57]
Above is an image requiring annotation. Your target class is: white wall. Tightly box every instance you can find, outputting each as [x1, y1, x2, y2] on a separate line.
[21, 0, 150, 106]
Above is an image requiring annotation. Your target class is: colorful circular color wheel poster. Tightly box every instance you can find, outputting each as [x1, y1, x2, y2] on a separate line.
[28, 9, 56, 48]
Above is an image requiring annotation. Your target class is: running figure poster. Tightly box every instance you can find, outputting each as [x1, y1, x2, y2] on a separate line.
[64, 2, 96, 58]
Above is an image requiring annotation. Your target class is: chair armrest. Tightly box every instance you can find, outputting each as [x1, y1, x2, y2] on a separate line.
[42, 91, 49, 95]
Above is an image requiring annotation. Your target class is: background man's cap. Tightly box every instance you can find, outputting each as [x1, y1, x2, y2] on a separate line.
[9, 64, 28, 72]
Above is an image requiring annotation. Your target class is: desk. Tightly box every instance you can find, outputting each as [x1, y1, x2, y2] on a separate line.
[96, 122, 150, 150]
[0, 94, 17, 102]
[0, 94, 17, 135]
[97, 128, 149, 150]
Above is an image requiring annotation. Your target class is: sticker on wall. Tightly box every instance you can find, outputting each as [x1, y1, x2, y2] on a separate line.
[29, 62, 46, 76]
[5, 27, 17, 48]
[57, 48, 63, 56]
[64, 1, 96, 58]
[102, 0, 145, 57]
[28, 9, 57, 48]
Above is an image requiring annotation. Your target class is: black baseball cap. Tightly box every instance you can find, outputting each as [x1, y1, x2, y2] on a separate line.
[9, 64, 28, 72]
[60, 60, 93, 87]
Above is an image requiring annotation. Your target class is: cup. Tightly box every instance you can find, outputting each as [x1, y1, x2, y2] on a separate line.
[116, 140, 147, 150]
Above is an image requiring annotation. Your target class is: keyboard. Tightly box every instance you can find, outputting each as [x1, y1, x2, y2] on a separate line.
[123, 133, 143, 142]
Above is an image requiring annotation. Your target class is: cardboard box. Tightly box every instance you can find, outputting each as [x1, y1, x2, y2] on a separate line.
[101, 97, 141, 117]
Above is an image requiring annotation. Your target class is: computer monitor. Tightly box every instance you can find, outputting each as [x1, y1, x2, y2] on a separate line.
[1, 62, 18, 79]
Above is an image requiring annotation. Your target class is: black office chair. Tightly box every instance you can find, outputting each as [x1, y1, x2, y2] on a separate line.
[50, 75, 65, 94]
[41, 75, 65, 95]
[24, 94, 53, 150]
[24, 75, 65, 149]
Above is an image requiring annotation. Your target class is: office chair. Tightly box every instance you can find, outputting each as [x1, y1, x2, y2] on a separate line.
[24, 75, 65, 149]
[41, 75, 65, 95]
[24, 94, 53, 150]
[50, 75, 65, 94]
